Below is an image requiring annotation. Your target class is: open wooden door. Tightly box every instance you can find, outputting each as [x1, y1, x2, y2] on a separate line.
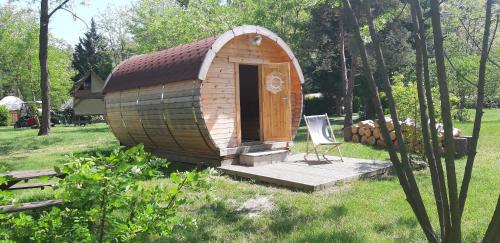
[260, 63, 292, 142]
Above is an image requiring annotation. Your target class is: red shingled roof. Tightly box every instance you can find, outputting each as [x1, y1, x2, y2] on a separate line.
[103, 37, 217, 93]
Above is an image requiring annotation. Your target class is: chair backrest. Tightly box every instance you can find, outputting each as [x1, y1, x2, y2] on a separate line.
[303, 114, 336, 145]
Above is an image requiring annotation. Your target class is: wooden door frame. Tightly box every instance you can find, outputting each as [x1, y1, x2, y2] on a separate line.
[234, 63, 262, 146]
[234, 61, 292, 145]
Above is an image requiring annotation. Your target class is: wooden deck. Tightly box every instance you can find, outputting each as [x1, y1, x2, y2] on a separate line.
[219, 154, 392, 191]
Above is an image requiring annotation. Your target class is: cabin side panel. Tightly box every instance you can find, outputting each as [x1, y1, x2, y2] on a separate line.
[105, 80, 218, 159]
[162, 80, 216, 154]
[137, 85, 181, 151]
[105, 92, 136, 146]
[290, 64, 303, 138]
[120, 89, 157, 148]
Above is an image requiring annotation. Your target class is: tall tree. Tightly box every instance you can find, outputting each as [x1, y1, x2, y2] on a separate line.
[344, 0, 498, 241]
[97, 6, 135, 66]
[72, 18, 112, 81]
[38, 0, 70, 136]
[342, 0, 438, 240]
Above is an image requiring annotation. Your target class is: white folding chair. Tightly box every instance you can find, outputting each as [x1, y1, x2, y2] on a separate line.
[303, 114, 343, 162]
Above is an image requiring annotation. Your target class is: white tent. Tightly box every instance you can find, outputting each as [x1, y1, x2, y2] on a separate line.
[0, 96, 24, 111]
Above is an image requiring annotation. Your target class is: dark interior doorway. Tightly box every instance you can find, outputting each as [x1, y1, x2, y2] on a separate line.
[239, 65, 260, 142]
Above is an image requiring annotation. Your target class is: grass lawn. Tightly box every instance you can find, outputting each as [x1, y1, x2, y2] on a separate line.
[1, 109, 499, 242]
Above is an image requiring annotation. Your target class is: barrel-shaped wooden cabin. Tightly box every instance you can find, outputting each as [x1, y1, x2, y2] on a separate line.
[102, 25, 304, 165]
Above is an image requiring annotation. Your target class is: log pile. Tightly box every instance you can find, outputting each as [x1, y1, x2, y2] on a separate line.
[350, 118, 462, 153]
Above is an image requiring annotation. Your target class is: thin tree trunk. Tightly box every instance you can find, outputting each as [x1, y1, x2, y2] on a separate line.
[338, 11, 347, 116]
[409, 2, 447, 239]
[38, 0, 51, 136]
[429, 0, 461, 241]
[483, 195, 500, 243]
[363, 5, 438, 241]
[342, 1, 437, 241]
[344, 55, 357, 141]
[459, 0, 494, 216]
[413, 2, 451, 237]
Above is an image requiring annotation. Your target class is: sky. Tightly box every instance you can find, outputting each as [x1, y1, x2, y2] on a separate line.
[2, 0, 136, 46]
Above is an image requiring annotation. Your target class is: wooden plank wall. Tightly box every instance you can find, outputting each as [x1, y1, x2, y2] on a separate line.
[201, 34, 303, 150]
[104, 80, 218, 159]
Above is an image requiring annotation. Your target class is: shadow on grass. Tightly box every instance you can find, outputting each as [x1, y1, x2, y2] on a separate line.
[292, 230, 366, 243]
[0, 135, 65, 155]
[51, 126, 111, 134]
[268, 204, 348, 234]
[269, 204, 366, 242]
[166, 199, 252, 242]
[373, 216, 420, 241]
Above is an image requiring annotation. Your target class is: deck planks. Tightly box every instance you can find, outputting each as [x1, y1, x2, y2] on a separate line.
[219, 154, 392, 191]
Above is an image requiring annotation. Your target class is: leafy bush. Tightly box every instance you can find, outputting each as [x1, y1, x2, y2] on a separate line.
[0, 106, 10, 126]
[0, 145, 211, 242]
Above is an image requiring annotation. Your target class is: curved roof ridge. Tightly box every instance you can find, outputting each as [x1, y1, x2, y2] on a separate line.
[102, 25, 304, 93]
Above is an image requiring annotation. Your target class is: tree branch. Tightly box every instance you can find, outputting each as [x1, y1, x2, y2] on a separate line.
[60, 7, 89, 29]
[486, 14, 498, 56]
[459, 17, 500, 69]
[48, 0, 71, 19]
[443, 51, 478, 87]
[459, 0, 494, 219]
[393, 2, 408, 22]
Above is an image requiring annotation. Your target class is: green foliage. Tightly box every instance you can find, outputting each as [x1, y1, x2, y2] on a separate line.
[0, 4, 74, 108]
[71, 19, 113, 81]
[0, 106, 10, 126]
[390, 74, 444, 122]
[0, 145, 211, 242]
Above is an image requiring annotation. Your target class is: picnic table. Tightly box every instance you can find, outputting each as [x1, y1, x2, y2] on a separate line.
[0, 169, 66, 213]
[0, 169, 65, 190]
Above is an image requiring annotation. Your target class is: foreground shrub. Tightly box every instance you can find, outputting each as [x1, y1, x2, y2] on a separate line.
[0, 145, 211, 242]
[0, 106, 10, 126]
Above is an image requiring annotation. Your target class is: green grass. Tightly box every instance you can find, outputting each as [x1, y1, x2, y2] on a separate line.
[1, 110, 499, 242]
[0, 124, 118, 171]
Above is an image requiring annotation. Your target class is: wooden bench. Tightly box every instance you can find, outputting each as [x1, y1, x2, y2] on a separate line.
[0, 169, 65, 190]
[0, 169, 66, 213]
[0, 199, 64, 213]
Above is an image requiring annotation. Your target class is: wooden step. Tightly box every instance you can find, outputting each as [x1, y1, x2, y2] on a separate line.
[240, 149, 288, 167]
[0, 199, 64, 213]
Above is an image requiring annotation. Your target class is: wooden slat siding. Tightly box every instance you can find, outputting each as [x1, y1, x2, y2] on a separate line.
[289, 62, 303, 137]
[106, 80, 218, 159]
[161, 80, 215, 153]
[105, 92, 136, 146]
[201, 56, 238, 149]
[138, 86, 179, 150]
[192, 92, 219, 153]
[119, 89, 156, 148]
[201, 34, 302, 152]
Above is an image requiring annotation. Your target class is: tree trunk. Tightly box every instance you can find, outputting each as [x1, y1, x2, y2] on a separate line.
[429, 0, 461, 241]
[338, 11, 347, 116]
[483, 195, 500, 243]
[344, 55, 357, 141]
[459, 0, 494, 216]
[414, 1, 451, 236]
[38, 0, 51, 136]
[363, 4, 437, 241]
[409, 2, 447, 239]
[342, 1, 437, 241]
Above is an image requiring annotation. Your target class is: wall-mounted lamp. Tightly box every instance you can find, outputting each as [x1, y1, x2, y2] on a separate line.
[251, 35, 262, 46]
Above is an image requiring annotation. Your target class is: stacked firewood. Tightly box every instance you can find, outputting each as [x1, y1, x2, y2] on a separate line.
[350, 118, 462, 153]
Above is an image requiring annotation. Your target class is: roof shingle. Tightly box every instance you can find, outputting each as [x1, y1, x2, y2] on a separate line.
[103, 36, 217, 93]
